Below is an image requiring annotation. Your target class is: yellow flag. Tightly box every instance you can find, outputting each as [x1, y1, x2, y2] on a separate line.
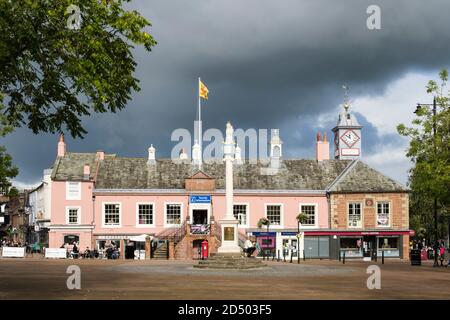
[199, 80, 209, 100]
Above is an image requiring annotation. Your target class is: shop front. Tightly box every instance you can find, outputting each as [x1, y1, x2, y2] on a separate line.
[307, 231, 410, 260]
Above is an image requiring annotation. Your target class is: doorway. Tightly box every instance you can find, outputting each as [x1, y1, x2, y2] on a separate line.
[362, 236, 377, 258]
[192, 210, 208, 225]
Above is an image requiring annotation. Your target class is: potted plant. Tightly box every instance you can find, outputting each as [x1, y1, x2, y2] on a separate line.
[257, 217, 270, 229]
[296, 213, 309, 225]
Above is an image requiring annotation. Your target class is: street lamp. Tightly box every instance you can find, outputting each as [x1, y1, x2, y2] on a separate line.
[415, 97, 439, 267]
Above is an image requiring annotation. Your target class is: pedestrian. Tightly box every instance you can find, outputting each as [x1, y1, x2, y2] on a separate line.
[439, 245, 445, 267]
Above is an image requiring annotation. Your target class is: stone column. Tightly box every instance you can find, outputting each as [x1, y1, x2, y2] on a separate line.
[218, 122, 241, 254]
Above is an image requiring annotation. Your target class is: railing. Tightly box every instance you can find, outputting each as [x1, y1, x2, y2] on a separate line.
[238, 231, 247, 248]
[156, 220, 187, 246]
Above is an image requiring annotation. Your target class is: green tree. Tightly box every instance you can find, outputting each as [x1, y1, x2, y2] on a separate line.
[0, 0, 156, 138]
[397, 69, 450, 240]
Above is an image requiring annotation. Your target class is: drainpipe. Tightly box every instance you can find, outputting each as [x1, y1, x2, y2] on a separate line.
[91, 193, 95, 249]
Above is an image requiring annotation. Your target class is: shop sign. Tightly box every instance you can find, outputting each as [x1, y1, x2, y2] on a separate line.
[97, 235, 131, 240]
[252, 232, 277, 237]
[2, 247, 26, 258]
[189, 195, 211, 204]
[281, 232, 298, 236]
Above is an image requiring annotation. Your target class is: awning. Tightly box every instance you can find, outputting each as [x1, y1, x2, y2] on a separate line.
[129, 234, 151, 242]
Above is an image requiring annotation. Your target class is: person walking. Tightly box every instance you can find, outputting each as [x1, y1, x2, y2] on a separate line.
[439, 244, 445, 267]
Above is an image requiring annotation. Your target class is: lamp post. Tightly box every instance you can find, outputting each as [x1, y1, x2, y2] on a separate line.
[415, 97, 439, 267]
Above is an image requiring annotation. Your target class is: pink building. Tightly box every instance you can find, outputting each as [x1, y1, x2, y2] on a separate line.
[47, 107, 409, 260]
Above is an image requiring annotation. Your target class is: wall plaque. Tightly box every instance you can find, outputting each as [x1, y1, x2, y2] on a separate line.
[365, 199, 374, 207]
[224, 227, 234, 241]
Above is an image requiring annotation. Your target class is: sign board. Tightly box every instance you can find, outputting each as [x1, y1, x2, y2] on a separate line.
[2, 247, 26, 258]
[341, 148, 360, 156]
[0, 216, 4, 224]
[45, 248, 67, 259]
[281, 232, 298, 236]
[189, 195, 211, 204]
[252, 232, 277, 237]
[224, 227, 235, 241]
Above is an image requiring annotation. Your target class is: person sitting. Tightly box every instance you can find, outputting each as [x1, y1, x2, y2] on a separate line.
[71, 243, 79, 259]
[84, 247, 91, 259]
[244, 238, 256, 257]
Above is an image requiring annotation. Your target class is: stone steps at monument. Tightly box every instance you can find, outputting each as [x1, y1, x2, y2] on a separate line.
[194, 253, 266, 269]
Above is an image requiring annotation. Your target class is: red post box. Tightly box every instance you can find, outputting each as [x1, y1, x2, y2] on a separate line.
[201, 240, 209, 260]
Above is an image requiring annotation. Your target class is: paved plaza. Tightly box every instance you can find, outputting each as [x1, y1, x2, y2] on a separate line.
[0, 258, 449, 300]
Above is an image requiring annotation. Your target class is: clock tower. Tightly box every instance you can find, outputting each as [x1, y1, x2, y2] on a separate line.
[332, 89, 362, 160]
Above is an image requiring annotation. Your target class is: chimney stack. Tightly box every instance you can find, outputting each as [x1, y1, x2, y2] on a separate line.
[316, 131, 330, 161]
[83, 164, 90, 180]
[57, 134, 66, 158]
[96, 150, 105, 161]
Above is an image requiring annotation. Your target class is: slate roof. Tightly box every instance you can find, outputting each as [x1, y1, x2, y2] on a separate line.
[51, 153, 408, 192]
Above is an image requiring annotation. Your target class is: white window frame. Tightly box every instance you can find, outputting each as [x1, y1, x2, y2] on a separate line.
[376, 201, 391, 228]
[233, 202, 250, 228]
[65, 206, 81, 225]
[102, 202, 122, 228]
[298, 203, 318, 228]
[264, 203, 284, 229]
[164, 202, 184, 227]
[347, 202, 363, 228]
[136, 202, 155, 228]
[66, 181, 81, 200]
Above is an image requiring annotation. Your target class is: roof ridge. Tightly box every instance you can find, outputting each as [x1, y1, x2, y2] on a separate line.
[326, 159, 359, 192]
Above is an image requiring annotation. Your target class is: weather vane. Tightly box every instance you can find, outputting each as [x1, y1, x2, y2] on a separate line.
[342, 84, 350, 111]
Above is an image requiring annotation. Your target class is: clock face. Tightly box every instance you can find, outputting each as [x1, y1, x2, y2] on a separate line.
[340, 130, 360, 148]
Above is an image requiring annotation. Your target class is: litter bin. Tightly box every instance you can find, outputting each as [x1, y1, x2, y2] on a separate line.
[410, 249, 421, 266]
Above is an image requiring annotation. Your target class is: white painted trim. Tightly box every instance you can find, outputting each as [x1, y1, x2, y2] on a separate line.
[164, 202, 184, 228]
[298, 203, 318, 228]
[233, 202, 250, 228]
[49, 225, 94, 231]
[101, 202, 122, 228]
[135, 202, 156, 228]
[264, 203, 284, 229]
[347, 201, 363, 229]
[66, 181, 81, 200]
[375, 200, 391, 228]
[65, 206, 81, 225]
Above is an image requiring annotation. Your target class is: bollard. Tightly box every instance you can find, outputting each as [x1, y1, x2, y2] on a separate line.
[303, 250, 306, 261]
[382, 250, 384, 264]
[339, 250, 341, 262]
[272, 251, 275, 261]
[277, 250, 280, 262]
[298, 250, 300, 264]
[283, 249, 286, 262]
[343, 251, 346, 264]
[290, 250, 293, 263]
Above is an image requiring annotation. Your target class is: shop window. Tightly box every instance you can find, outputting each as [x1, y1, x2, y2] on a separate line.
[378, 237, 398, 249]
[66, 182, 81, 200]
[266, 205, 281, 226]
[64, 235, 79, 245]
[348, 202, 362, 228]
[137, 204, 153, 226]
[376, 202, 390, 227]
[340, 237, 363, 249]
[166, 204, 181, 225]
[300, 204, 316, 226]
[233, 204, 247, 226]
[104, 203, 120, 226]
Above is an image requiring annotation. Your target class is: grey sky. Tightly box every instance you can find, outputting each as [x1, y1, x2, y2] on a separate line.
[5, 0, 450, 187]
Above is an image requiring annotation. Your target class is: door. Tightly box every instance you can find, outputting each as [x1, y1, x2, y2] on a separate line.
[192, 210, 208, 225]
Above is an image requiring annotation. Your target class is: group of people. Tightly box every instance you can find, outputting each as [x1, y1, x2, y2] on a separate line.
[412, 239, 450, 267]
[243, 237, 258, 257]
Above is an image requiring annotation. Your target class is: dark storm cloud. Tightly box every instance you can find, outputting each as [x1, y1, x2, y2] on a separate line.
[5, 0, 450, 185]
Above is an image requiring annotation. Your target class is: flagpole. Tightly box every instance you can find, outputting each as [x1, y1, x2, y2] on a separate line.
[198, 77, 202, 166]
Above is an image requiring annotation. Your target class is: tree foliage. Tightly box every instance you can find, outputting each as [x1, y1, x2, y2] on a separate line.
[0, 0, 156, 138]
[397, 69, 450, 239]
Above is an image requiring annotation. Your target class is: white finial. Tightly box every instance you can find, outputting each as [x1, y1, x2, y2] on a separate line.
[147, 144, 156, 165]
